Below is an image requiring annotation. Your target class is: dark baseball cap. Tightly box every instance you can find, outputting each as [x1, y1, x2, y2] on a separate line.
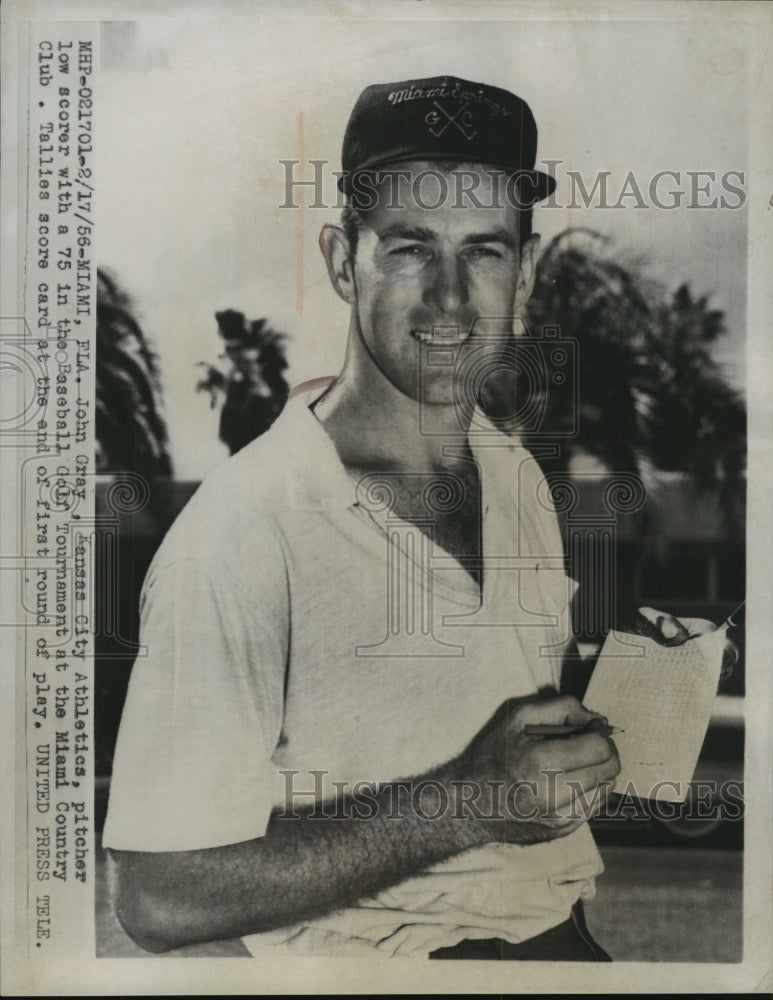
[339, 75, 556, 205]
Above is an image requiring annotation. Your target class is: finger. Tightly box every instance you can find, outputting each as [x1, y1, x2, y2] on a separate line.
[508, 734, 620, 818]
[637, 606, 691, 646]
[685, 619, 713, 637]
[560, 767, 618, 822]
[509, 756, 619, 818]
[521, 732, 618, 777]
[514, 695, 606, 729]
[721, 639, 739, 680]
[546, 757, 620, 816]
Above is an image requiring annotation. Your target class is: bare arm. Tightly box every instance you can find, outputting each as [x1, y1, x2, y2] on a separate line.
[110, 695, 619, 952]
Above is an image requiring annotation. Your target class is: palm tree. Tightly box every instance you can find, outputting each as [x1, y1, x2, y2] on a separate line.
[197, 309, 290, 455]
[481, 228, 746, 646]
[645, 284, 746, 528]
[484, 228, 746, 527]
[96, 269, 172, 479]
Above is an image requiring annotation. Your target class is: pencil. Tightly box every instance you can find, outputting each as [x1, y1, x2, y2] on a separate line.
[723, 601, 745, 630]
[524, 721, 623, 738]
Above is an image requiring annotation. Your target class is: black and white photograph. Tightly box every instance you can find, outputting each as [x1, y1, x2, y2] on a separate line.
[1, 1, 771, 994]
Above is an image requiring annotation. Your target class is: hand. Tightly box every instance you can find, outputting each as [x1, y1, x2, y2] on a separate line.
[458, 695, 620, 845]
[634, 606, 739, 680]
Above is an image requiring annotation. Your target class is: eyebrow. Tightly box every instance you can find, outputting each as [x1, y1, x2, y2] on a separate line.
[375, 223, 516, 250]
[376, 224, 437, 242]
[462, 228, 516, 250]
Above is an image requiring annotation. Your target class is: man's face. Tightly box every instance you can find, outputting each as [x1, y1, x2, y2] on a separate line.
[348, 163, 532, 409]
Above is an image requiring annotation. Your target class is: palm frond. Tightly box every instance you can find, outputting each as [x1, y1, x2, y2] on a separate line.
[509, 227, 746, 531]
[96, 268, 173, 478]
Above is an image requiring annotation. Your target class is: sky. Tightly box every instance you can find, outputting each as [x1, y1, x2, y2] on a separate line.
[98, 9, 752, 480]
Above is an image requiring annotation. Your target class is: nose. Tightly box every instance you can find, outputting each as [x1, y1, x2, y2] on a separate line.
[423, 254, 469, 317]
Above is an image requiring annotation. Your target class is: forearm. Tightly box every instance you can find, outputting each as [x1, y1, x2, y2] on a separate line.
[110, 759, 490, 952]
[110, 694, 619, 953]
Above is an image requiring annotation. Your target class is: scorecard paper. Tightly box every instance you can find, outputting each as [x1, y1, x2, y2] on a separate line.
[583, 620, 728, 802]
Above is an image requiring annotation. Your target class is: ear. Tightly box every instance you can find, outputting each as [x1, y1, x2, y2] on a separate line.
[319, 224, 356, 304]
[513, 233, 541, 313]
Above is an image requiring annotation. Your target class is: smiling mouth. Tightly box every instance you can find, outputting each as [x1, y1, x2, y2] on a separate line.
[411, 326, 464, 345]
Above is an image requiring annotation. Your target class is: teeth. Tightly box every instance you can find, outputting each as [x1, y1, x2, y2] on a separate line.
[414, 327, 462, 344]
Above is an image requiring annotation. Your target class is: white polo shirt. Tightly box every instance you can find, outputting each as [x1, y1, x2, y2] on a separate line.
[103, 389, 603, 957]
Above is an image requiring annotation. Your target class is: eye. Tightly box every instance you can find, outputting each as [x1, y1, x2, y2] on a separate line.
[390, 244, 429, 258]
[466, 246, 503, 260]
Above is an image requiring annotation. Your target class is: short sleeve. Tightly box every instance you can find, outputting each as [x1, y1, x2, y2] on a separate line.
[102, 542, 288, 852]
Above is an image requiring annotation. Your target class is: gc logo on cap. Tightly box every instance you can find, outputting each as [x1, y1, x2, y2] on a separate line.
[339, 75, 556, 204]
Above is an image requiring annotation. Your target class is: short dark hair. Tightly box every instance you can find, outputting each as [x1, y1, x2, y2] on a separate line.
[342, 203, 365, 258]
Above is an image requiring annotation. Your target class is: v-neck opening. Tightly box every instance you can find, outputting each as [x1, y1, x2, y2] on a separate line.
[352, 493, 488, 604]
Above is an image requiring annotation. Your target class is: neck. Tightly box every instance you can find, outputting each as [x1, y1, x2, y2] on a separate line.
[313, 323, 474, 474]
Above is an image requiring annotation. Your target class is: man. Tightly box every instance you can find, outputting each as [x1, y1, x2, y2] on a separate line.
[103, 76, 625, 961]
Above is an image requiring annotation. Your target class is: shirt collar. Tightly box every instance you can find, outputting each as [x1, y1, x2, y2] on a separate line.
[277, 390, 357, 511]
[278, 386, 526, 512]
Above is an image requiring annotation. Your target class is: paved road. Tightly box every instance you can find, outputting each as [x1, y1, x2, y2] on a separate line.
[584, 845, 742, 963]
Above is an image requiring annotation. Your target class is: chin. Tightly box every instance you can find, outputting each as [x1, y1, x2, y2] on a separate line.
[412, 378, 460, 410]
